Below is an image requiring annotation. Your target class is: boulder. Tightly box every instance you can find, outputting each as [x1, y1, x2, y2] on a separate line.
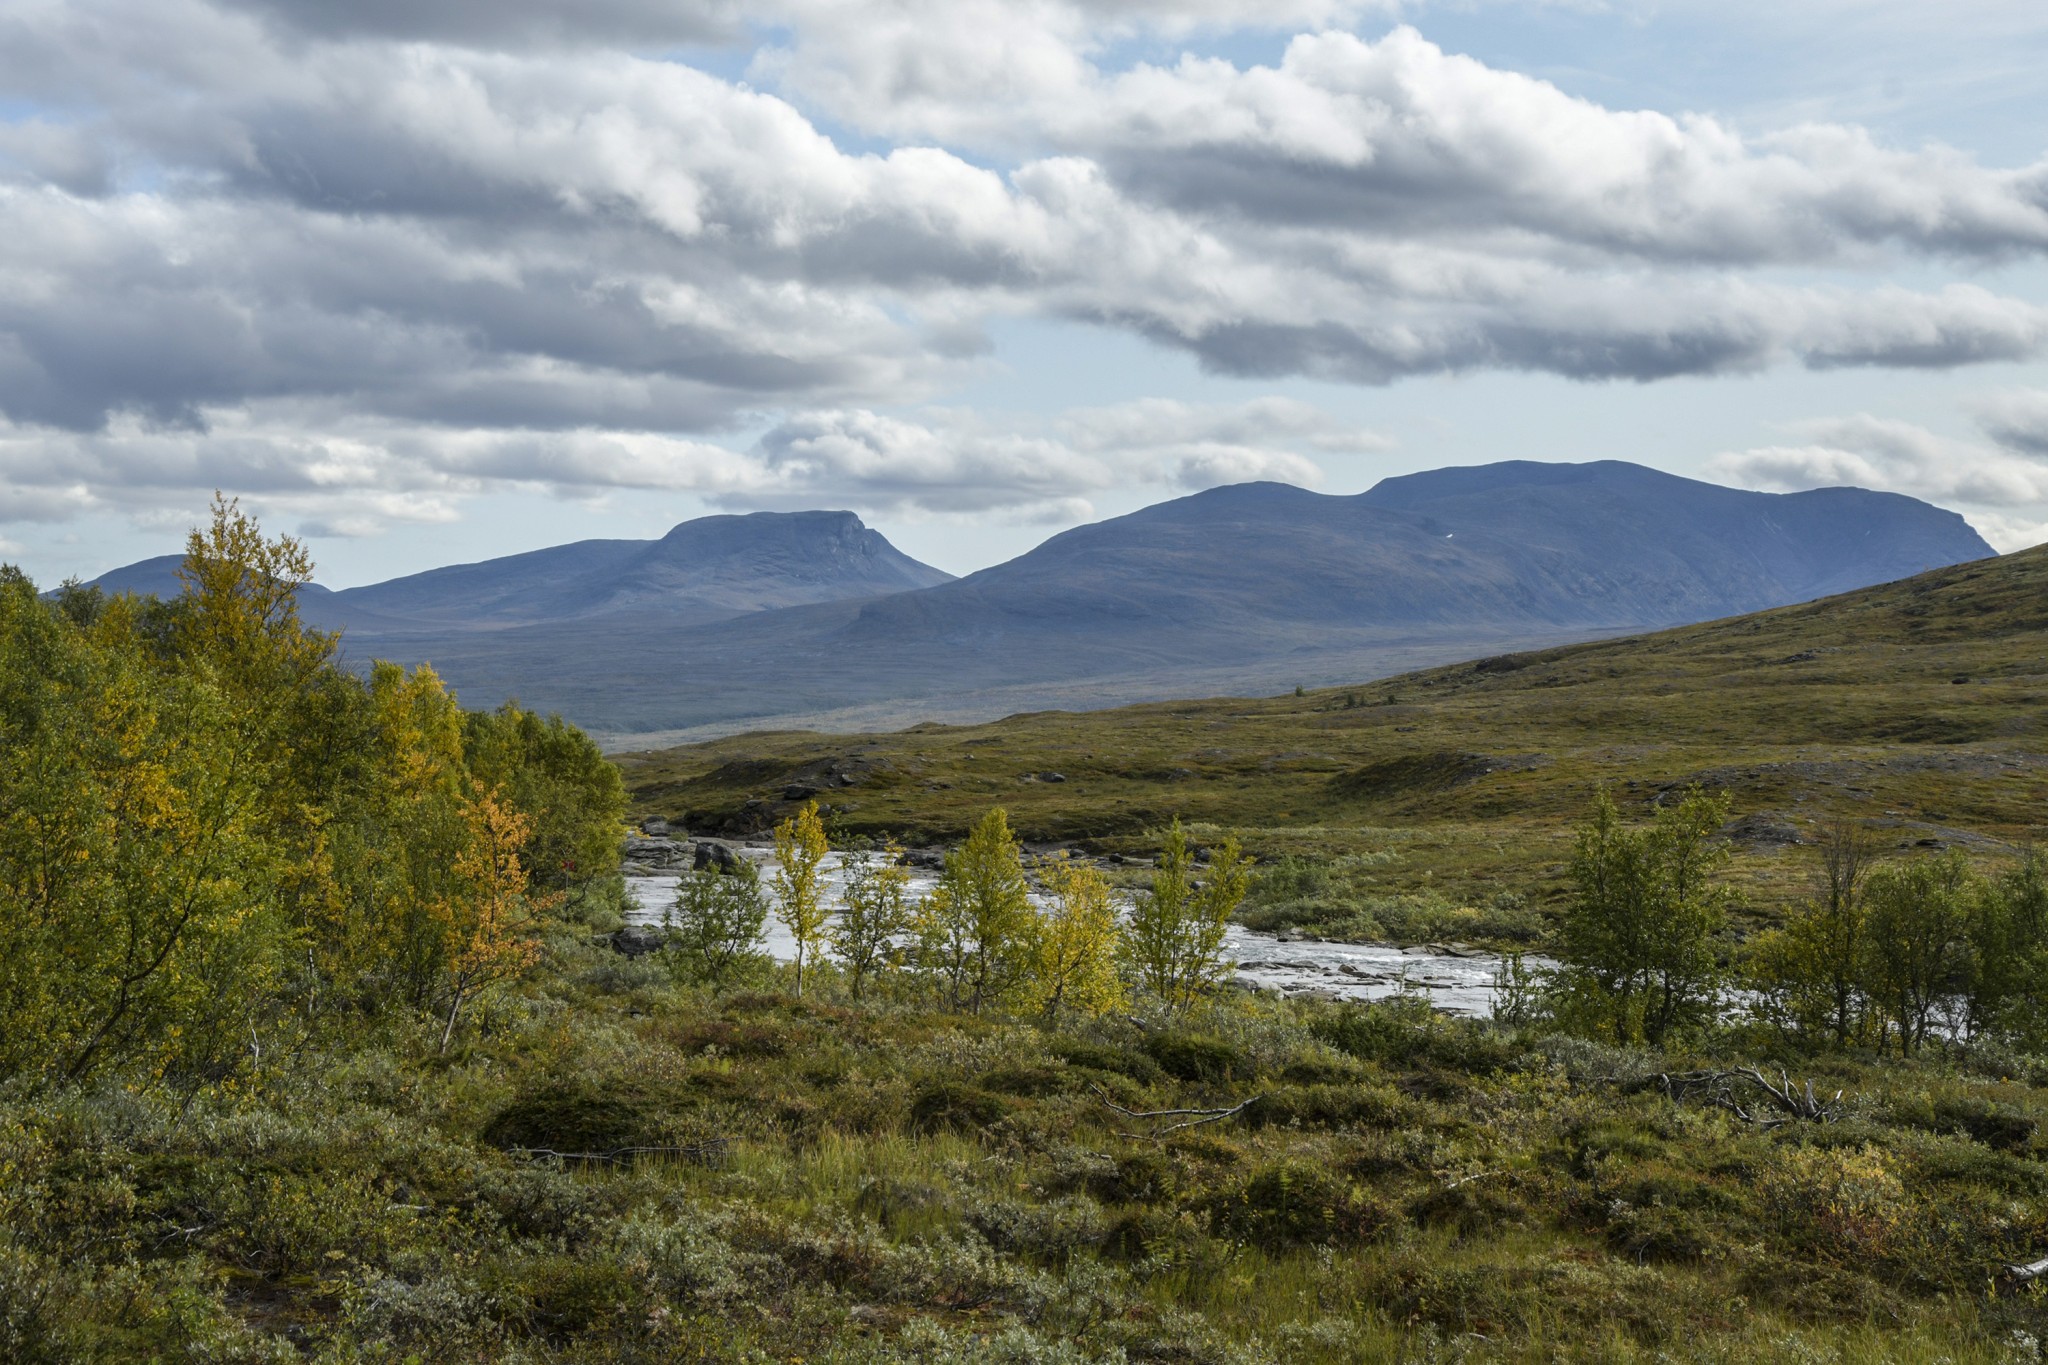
[640, 816, 673, 837]
[609, 925, 667, 958]
[622, 836, 688, 870]
[694, 840, 746, 873]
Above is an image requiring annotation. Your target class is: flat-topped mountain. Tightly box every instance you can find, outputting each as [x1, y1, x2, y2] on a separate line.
[336, 510, 954, 629]
[367, 461, 1994, 739]
[83, 510, 954, 634]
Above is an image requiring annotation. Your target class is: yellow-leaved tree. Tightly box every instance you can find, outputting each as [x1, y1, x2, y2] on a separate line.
[349, 661, 472, 1013]
[832, 842, 913, 1000]
[0, 568, 284, 1091]
[913, 808, 1037, 1014]
[434, 782, 555, 1053]
[1120, 819, 1251, 1010]
[772, 799, 831, 996]
[1032, 854, 1123, 1021]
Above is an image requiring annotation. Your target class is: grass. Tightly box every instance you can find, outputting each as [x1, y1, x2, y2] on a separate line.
[618, 545, 2048, 933]
[13, 952, 2048, 1361]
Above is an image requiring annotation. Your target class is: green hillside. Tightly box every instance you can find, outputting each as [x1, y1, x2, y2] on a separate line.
[622, 545, 2048, 923]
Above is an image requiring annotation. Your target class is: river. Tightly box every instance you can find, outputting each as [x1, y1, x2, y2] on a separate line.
[622, 849, 1542, 1017]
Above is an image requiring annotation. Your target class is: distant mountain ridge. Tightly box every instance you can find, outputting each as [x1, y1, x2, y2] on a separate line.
[336, 510, 954, 629]
[78, 462, 1994, 741]
[84, 510, 955, 634]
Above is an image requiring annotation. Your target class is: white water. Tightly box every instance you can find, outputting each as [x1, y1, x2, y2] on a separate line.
[623, 848, 1543, 1017]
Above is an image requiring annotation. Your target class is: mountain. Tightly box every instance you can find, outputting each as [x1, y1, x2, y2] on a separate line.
[82, 510, 954, 635]
[334, 511, 953, 629]
[366, 461, 1993, 740]
[617, 537, 2048, 860]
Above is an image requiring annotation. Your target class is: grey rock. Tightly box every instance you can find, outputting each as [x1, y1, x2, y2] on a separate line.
[694, 840, 745, 873]
[622, 835, 687, 869]
[641, 816, 673, 837]
[610, 925, 668, 957]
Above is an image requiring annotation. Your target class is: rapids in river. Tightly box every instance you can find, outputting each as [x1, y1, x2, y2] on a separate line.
[623, 848, 1545, 1017]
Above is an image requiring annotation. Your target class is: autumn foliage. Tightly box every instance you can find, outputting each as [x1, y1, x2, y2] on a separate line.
[0, 497, 623, 1092]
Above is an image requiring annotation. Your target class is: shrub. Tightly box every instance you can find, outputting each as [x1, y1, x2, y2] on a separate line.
[1312, 998, 1521, 1075]
[1059, 1149, 1176, 1205]
[964, 1195, 1107, 1263]
[481, 1085, 653, 1155]
[1757, 1143, 1907, 1259]
[512, 1253, 635, 1339]
[1048, 1039, 1160, 1083]
[980, 1065, 1073, 1098]
[909, 1081, 1009, 1135]
[1208, 1159, 1385, 1249]
[1931, 1095, 2037, 1153]
[1142, 1033, 1246, 1084]
[1244, 1083, 1416, 1131]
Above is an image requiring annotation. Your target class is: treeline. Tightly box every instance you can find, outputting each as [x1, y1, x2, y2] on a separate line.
[663, 806, 1250, 1018]
[0, 500, 625, 1093]
[1520, 786, 2048, 1057]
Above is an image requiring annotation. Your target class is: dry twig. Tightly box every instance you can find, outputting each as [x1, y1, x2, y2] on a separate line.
[1092, 1085, 1262, 1136]
[1651, 1068, 1842, 1129]
[514, 1139, 730, 1166]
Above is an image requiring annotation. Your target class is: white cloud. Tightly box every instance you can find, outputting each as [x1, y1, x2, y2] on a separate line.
[1976, 388, 2048, 458]
[742, 398, 1355, 517]
[1707, 411, 2048, 551]
[0, 394, 1365, 530]
[0, 2, 2045, 540]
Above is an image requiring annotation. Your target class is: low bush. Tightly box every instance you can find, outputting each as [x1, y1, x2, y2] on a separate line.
[908, 1081, 1009, 1135]
[480, 1084, 655, 1154]
[1208, 1159, 1387, 1249]
[1143, 1033, 1247, 1084]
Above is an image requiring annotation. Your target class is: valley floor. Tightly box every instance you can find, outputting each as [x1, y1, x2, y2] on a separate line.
[12, 937, 2048, 1364]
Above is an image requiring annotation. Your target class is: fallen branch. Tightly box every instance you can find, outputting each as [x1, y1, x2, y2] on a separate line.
[1092, 1086, 1262, 1136]
[1651, 1068, 1842, 1129]
[2006, 1254, 2048, 1284]
[514, 1139, 730, 1166]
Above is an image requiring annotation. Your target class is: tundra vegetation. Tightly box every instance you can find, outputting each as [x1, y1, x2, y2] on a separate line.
[5, 521, 2048, 1361]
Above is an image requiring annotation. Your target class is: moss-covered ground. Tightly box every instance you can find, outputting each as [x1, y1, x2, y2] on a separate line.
[14, 947, 2048, 1363]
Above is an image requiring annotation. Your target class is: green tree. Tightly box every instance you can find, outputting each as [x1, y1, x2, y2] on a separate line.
[1861, 850, 1975, 1055]
[832, 843, 913, 1000]
[1556, 787, 1733, 1046]
[0, 570, 286, 1090]
[1746, 819, 1879, 1049]
[912, 808, 1036, 1014]
[663, 862, 770, 991]
[1121, 820, 1251, 1010]
[462, 701, 627, 907]
[1967, 849, 2048, 1046]
[772, 800, 831, 996]
[1032, 854, 1124, 1021]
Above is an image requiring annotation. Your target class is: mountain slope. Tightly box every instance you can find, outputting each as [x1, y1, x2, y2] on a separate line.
[82, 510, 954, 636]
[617, 541, 2048, 917]
[336, 510, 953, 628]
[395, 462, 1992, 737]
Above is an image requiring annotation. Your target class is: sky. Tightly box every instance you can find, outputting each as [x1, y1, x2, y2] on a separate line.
[2, 0, 2047, 586]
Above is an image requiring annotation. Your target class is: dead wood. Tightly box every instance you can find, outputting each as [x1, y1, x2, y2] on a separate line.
[1649, 1067, 1842, 1128]
[515, 1138, 730, 1166]
[1092, 1086, 1262, 1136]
